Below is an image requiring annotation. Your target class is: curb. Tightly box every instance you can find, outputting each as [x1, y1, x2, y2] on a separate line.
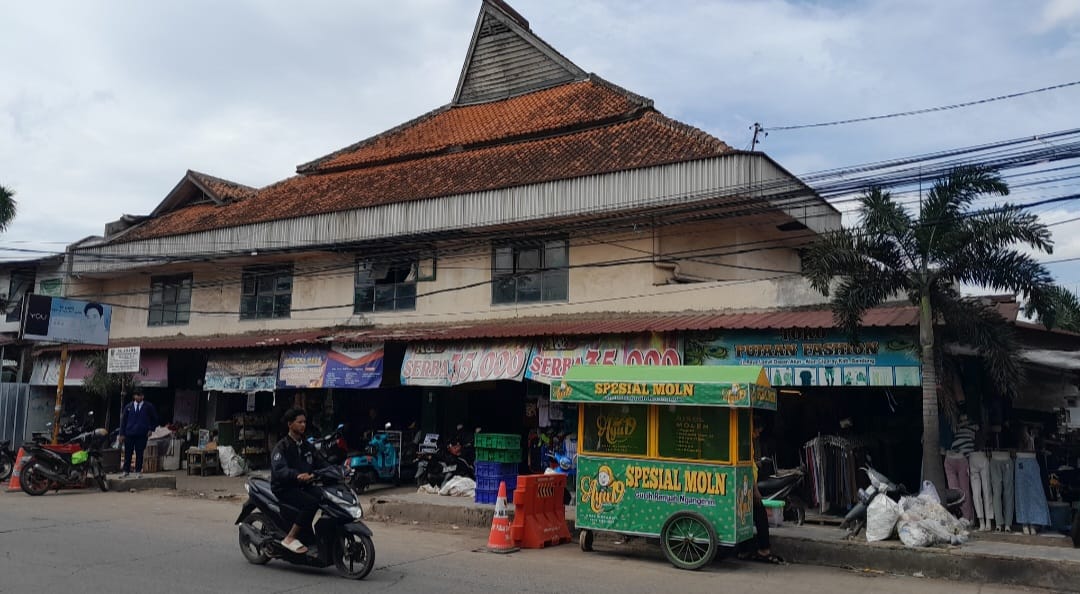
[366, 495, 1080, 591]
[773, 534, 1080, 592]
[108, 475, 177, 492]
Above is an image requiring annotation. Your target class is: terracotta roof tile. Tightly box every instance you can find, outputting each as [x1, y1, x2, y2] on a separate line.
[189, 171, 258, 202]
[301, 79, 651, 173]
[118, 110, 730, 242]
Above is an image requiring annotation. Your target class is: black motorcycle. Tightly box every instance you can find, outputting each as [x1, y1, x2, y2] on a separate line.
[235, 465, 375, 580]
[0, 439, 15, 482]
[19, 428, 112, 496]
[310, 424, 350, 466]
[756, 457, 807, 525]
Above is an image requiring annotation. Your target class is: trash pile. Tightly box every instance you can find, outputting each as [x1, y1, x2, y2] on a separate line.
[866, 481, 970, 547]
[418, 475, 476, 497]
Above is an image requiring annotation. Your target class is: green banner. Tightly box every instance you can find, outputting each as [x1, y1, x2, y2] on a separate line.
[575, 456, 756, 544]
[553, 365, 775, 409]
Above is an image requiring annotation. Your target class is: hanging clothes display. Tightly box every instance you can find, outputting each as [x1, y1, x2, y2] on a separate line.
[803, 435, 863, 514]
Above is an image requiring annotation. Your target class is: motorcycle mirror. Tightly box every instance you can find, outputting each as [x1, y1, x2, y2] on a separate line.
[46, 422, 54, 428]
[384, 422, 392, 430]
[337, 423, 344, 430]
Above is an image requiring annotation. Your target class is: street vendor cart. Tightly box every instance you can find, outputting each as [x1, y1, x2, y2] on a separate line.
[554, 365, 775, 570]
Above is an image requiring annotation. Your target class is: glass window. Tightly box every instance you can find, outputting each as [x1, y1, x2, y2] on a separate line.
[148, 274, 193, 326]
[657, 406, 731, 462]
[354, 258, 420, 313]
[580, 404, 649, 456]
[240, 266, 292, 320]
[491, 238, 568, 304]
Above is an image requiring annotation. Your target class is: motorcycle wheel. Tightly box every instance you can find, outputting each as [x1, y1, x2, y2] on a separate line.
[334, 532, 375, 580]
[0, 454, 12, 482]
[20, 462, 51, 496]
[238, 512, 273, 565]
[92, 460, 108, 492]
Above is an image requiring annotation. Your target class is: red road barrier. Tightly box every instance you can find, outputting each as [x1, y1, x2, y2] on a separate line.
[510, 473, 572, 548]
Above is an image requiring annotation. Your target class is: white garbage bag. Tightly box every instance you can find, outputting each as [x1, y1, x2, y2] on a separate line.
[918, 480, 941, 504]
[438, 476, 476, 497]
[866, 493, 902, 542]
[216, 446, 248, 477]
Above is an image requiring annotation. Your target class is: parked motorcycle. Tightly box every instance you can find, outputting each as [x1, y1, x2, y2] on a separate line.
[31, 412, 95, 445]
[235, 465, 375, 580]
[424, 442, 474, 488]
[840, 465, 965, 538]
[0, 439, 15, 482]
[756, 457, 807, 525]
[19, 428, 112, 495]
[544, 451, 576, 505]
[347, 423, 400, 493]
[310, 424, 350, 466]
[413, 433, 440, 487]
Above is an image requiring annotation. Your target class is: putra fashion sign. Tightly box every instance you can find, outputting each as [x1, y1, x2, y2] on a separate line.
[21, 294, 112, 346]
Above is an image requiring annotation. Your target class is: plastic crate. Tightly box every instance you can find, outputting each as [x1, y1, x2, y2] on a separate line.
[474, 489, 498, 504]
[474, 433, 519, 451]
[475, 448, 521, 463]
[476, 475, 517, 493]
[475, 461, 518, 478]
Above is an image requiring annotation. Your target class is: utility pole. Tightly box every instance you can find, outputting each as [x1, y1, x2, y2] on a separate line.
[750, 123, 767, 151]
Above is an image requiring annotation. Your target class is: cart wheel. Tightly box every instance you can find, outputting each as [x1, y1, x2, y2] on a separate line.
[579, 529, 594, 552]
[660, 511, 717, 570]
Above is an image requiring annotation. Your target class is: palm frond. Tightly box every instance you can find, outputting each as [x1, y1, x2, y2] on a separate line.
[934, 290, 1023, 399]
[0, 185, 15, 232]
[915, 166, 1008, 259]
[1023, 284, 1080, 332]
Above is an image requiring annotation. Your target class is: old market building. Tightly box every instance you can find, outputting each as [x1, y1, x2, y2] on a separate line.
[17, 1, 1080, 519]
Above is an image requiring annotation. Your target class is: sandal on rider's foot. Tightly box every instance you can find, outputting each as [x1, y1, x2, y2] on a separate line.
[281, 539, 308, 554]
[747, 552, 785, 565]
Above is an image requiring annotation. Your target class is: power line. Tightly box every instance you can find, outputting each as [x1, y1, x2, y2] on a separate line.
[765, 79, 1080, 132]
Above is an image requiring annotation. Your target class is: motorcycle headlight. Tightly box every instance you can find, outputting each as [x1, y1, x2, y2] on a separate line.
[346, 505, 364, 520]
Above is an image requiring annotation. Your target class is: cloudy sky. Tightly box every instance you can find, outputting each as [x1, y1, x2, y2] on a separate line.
[3, 0, 1080, 284]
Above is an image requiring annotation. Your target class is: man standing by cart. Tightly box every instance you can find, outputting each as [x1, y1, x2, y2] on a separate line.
[739, 414, 784, 565]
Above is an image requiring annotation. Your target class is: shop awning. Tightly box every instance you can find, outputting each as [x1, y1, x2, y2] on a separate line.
[553, 365, 776, 409]
[37, 329, 326, 353]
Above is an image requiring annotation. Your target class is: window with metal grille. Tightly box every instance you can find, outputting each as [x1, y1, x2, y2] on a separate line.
[491, 238, 568, 304]
[240, 265, 292, 320]
[355, 259, 417, 312]
[148, 274, 192, 326]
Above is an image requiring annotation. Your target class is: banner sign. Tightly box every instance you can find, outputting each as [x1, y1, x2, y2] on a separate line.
[553, 365, 774, 409]
[683, 328, 921, 387]
[31, 353, 168, 387]
[205, 353, 278, 393]
[22, 294, 112, 346]
[401, 341, 530, 386]
[525, 333, 681, 385]
[278, 343, 384, 389]
[574, 455, 754, 544]
[108, 346, 141, 373]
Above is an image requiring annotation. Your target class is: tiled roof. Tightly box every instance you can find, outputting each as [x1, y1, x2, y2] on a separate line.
[118, 107, 731, 242]
[189, 170, 257, 202]
[300, 79, 652, 173]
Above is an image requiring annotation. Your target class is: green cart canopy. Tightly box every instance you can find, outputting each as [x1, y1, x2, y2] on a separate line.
[552, 365, 776, 409]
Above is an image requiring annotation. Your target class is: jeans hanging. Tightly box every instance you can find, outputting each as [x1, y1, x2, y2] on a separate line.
[989, 452, 1014, 529]
[1014, 453, 1050, 526]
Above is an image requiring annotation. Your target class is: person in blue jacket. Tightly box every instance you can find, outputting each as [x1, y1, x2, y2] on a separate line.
[119, 389, 158, 478]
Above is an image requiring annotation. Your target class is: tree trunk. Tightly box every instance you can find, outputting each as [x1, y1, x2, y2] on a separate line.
[920, 294, 947, 492]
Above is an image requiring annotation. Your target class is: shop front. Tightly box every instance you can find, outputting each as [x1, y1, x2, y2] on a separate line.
[684, 327, 923, 514]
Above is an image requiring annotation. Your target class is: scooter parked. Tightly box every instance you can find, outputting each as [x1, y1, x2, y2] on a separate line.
[19, 428, 112, 495]
[310, 424, 350, 466]
[235, 465, 375, 580]
[544, 451, 576, 505]
[0, 439, 15, 482]
[756, 457, 807, 525]
[347, 423, 400, 493]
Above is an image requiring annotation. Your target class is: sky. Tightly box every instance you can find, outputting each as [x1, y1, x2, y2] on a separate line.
[2, 0, 1080, 286]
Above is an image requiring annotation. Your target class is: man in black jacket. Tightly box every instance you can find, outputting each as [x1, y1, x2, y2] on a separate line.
[270, 408, 327, 554]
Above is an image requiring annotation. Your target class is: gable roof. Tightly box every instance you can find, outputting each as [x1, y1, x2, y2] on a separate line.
[452, 0, 587, 106]
[149, 170, 258, 218]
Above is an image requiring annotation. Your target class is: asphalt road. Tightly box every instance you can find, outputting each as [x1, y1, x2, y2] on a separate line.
[0, 489, 1049, 593]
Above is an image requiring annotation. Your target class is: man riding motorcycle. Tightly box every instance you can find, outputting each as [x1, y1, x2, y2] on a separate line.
[270, 408, 328, 554]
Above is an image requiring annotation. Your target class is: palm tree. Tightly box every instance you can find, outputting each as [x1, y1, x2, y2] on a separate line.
[0, 184, 15, 231]
[1024, 285, 1080, 333]
[802, 166, 1057, 490]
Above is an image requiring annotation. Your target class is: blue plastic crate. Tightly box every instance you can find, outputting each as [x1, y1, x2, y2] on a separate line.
[474, 489, 498, 504]
[475, 461, 518, 478]
[476, 475, 517, 493]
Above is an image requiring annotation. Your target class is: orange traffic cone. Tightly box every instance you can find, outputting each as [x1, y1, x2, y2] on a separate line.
[486, 481, 518, 554]
[7, 447, 30, 492]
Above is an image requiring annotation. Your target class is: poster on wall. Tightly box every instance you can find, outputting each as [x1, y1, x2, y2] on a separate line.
[204, 353, 278, 393]
[30, 354, 169, 387]
[401, 341, 531, 387]
[683, 328, 920, 387]
[277, 343, 384, 389]
[525, 333, 682, 385]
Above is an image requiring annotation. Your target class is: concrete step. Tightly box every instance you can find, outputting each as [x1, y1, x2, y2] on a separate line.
[107, 474, 176, 491]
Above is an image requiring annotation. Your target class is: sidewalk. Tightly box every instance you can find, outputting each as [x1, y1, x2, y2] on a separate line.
[141, 472, 1080, 591]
